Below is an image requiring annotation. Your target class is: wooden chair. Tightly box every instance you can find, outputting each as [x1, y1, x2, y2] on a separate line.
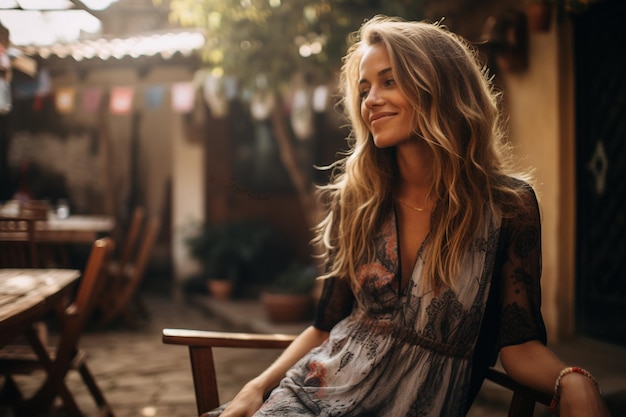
[0, 237, 115, 417]
[20, 200, 72, 267]
[113, 206, 145, 272]
[162, 329, 553, 417]
[18, 200, 51, 220]
[96, 214, 161, 327]
[0, 200, 67, 268]
[0, 215, 40, 267]
[96, 206, 145, 321]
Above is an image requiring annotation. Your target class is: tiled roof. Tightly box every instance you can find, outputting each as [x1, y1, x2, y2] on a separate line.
[19, 29, 205, 61]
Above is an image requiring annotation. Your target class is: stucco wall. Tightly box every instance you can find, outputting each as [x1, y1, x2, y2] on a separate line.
[171, 111, 204, 298]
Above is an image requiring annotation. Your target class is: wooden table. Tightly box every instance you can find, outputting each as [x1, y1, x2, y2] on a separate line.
[1, 215, 115, 267]
[0, 214, 114, 244]
[34, 215, 115, 243]
[0, 268, 80, 347]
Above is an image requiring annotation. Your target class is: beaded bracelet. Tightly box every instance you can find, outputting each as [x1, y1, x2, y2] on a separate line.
[549, 366, 599, 416]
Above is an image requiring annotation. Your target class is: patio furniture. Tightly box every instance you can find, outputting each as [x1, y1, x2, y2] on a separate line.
[0, 238, 115, 417]
[0, 215, 40, 267]
[96, 214, 160, 327]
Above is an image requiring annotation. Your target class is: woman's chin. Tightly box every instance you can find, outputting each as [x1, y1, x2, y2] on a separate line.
[372, 137, 395, 149]
[372, 136, 410, 149]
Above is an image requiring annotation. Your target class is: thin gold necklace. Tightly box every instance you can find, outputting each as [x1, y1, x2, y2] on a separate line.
[396, 198, 429, 212]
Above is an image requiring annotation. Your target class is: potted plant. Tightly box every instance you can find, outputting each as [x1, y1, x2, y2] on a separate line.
[185, 222, 234, 299]
[185, 220, 283, 299]
[260, 261, 317, 323]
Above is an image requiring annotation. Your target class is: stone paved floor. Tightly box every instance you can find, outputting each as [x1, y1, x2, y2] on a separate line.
[1, 294, 284, 417]
[0, 293, 565, 417]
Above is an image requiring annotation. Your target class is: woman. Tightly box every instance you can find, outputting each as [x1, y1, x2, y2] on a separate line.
[211, 16, 610, 417]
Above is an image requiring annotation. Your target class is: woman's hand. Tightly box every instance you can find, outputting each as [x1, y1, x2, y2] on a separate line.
[218, 379, 266, 417]
[557, 372, 611, 417]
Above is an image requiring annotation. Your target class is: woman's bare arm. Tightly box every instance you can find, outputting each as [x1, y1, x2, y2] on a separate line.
[500, 340, 610, 417]
[218, 325, 329, 417]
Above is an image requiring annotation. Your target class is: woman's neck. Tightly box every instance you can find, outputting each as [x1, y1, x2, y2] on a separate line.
[394, 140, 436, 211]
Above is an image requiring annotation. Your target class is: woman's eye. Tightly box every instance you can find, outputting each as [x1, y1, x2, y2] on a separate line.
[359, 90, 369, 100]
[384, 78, 396, 87]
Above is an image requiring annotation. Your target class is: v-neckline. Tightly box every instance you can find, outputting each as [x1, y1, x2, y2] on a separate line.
[392, 206, 430, 296]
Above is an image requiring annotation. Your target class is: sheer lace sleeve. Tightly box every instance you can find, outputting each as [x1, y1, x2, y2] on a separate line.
[498, 184, 547, 347]
[312, 202, 356, 332]
[465, 182, 549, 411]
[313, 276, 355, 332]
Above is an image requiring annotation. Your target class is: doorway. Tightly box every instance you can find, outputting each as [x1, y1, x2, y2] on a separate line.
[574, 0, 626, 345]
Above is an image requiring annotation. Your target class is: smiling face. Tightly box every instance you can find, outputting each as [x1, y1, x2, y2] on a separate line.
[358, 43, 416, 149]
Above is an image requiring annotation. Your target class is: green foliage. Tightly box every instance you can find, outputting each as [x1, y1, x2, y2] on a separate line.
[166, 0, 424, 88]
[185, 220, 291, 283]
[266, 261, 317, 294]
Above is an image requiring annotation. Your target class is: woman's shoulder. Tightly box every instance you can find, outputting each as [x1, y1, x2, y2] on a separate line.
[499, 174, 534, 192]
[496, 175, 540, 219]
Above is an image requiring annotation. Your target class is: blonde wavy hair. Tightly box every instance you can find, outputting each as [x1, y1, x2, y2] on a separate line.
[314, 15, 533, 291]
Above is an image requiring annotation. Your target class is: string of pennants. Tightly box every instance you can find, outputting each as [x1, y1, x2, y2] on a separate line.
[23, 82, 197, 115]
[11, 68, 332, 141]
[54, 82, 196, 115]
[12, 69, 201, 115]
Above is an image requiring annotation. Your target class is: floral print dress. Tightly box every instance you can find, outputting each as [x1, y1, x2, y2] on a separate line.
[207, 183, 546, 417]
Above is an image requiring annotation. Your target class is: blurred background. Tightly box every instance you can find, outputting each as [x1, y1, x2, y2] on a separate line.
[0, 0, 624, 348]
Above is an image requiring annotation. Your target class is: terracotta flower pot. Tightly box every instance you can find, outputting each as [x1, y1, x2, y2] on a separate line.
[260, 292, 314, 323]
[207, 279, 234, 300]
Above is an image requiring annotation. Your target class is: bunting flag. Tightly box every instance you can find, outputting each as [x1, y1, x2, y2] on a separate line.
[171, 82, 195, 114]
[12, 68, 51, 99]
[55, 87, 76, 114]
[37, 69, 52, 96]
[203, 75, 228, 118]
[32, 95, 45, 112]
[145, 85, 165, 110]
[250, 89, 275, 121]
[81, 87, 103, 114]
[290, 87, 313, 140]
[110, 86, 134, 115]
[312, 85, 329, 113]
[0, 78, 10, 114]
[223, 76, 238, 100]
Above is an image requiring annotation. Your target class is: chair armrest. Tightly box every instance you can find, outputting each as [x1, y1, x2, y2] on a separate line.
[162, 328, 297, 349]
[162, 328, 296, 415]
[485, 367, 553, 408]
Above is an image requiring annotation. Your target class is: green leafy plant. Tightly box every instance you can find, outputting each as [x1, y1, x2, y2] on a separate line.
[265, 261, 317, 295]
[185, 219, 291, 285]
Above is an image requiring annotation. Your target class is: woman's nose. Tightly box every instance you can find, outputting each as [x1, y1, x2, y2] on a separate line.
[363, 88, 383, 108]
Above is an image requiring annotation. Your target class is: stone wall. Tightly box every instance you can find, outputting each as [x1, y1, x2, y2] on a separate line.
[7, 131, 107, 214]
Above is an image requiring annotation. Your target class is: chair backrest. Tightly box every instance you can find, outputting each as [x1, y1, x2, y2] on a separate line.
[26, 237, 114, 408]
[117, 215, 161, 308]
[130, 215, 161, 284]
[0, 215, 40, 267]
[71, 237, 115, 322]
[1, 201, 51, 268]
[97, 215, 161, 326]
[118, 206, 145, 268]
[18, 200, 50, 220]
